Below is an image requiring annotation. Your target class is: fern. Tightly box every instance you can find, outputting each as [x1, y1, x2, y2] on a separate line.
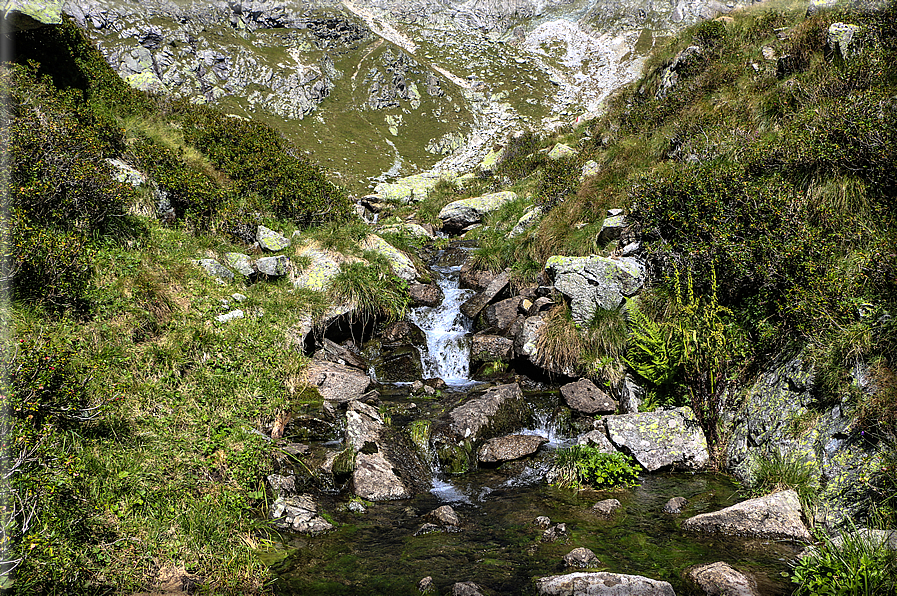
[625, 299, 682, 404]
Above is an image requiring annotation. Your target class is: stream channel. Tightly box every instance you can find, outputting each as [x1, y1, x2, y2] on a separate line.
[270, 245, 799, 595]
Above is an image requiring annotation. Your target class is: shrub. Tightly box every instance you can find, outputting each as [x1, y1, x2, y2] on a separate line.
[327, 260, 409, 325]
[535, 156, 580, 211]
[551, 446, 640, 490]
[496, 131, 544, 180]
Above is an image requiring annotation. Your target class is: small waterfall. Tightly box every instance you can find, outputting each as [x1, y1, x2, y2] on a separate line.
[407, 262, 476, 386]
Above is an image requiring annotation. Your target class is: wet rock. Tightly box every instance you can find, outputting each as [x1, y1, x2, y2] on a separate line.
[419, 576, 436, 594]
[477, 434, 548, 463]
[439, 191, 517, 233]
[432, 504, 461, 526]
[460, 260, 497, 291]
[257, 225, 291, 252]
[536, 572, 675, 595]
[448, 383, 531, 441]
[369, 345, 423, 382]
[603, 406, 709, 472]
[461, 270, 510, 319]
[379, 320, 427, 346]
[535, 515, 552, 529]
[266, 473, 297, 498]
[414, 522, 442, 536]
[194, 258, 234, 283]
[347, 499, 367, 514]
[471, 334, 514, 364]
[269, 495, 334, 535]
[545, 255, 644, 326]
[452, 582, 485, 596]
[684, 561, 760, 596]
[561, 379, 617, 415]
[563, 547, 601, 569]
[682, 489, 811, 541]
[354, 448, 411, 500]
[410, 283, 444, 307]
[577, 430, 617, 453]
[663, 497, 688, 515]
[255, 255, 291, 277]
[361, 234, 418, 282]
[304, 359, 372, 403]
[591, 499, 622, 518]
[542, 522, 568, 542]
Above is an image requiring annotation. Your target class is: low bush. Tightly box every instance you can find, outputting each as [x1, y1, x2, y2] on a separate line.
[551, 446, 640, 490]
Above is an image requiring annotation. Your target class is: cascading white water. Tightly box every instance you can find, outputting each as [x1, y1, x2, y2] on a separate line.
[407, 262, 476, 386]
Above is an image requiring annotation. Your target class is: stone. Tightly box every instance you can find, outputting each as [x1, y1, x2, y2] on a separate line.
[682, 490, 811, 541]
[360, 234, 418, 282]
[447, 383, 531, 442]
[542, 523, 568, 542]
[577, 430, 617, 453]
[828, 23, 862, 60]
[663, 497, 688, 515]
[269, 495, 334, 535]
[304, 359, 372, 403]
[484, 297, 523, 330]
[439, 191, 517, 233]
[373, 171, 456, 204]
[432, 504, 461, 526]
[514, 315, 545, 364]
[535, 572, 675, 596]
[460, 261, 497, 292]
[267, 473, 297, 498]
[597, 215, 626, 244]
[656, 45, 702, 99]
[545, 255, 644, 326]
[535, 516, 552, 529]
[477, 434, 548, 463]
[255, 255, 291, 277]
[471, 334, 514, 364]
[216, 309, 244, 323]
[410, 283, 444, 307]
[507, 206, 543, 239]
[561, 379, 617, 415]
[347, 401, 412, 501]
[194, 259, 234, 283]
[292, 244, 357, 292]
[461, 271, 510, 319]
[684, 562, 760, 596]
[379, 222, 434, 239]
[591, 499, 621, 518]
[547, 143, 577, 160]
[580, 160, 601, 181]
[4, 0, 62, 30]
[257, 225, 291, 252]
[530, 297, 555, 315]
[369, 345, 423, 383]
[564, 547, 601, 569]
[106, 158, 146, 187]
[225, 252, 254, 277]
[603, 406, 710, 472]
[452, 582, 485, 596]
[378, 320, 426, 346]
[619, 376, 642, 414]
[419, 576, 436, 594]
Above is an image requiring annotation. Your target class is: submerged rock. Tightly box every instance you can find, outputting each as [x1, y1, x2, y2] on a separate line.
[591, 499, 622, 518]
[561, 379, 617, 414]
[682, 489, 811, 541]
[477, 434, 548, 463]
[684, 561, 760, 596]
[603, 406, 709, 472]
[535, 572, 675, 595]
[269, 495, 334, 535]
[563, 547, 601, 569]
[452, 582, 486, 596]
[663, 496, 688, 515]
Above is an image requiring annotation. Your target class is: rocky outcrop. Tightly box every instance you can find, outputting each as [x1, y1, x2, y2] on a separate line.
[4, 0, 62, 30]
[269, 495, 334, 535]
[603, 406, 709, 472]
[545, 255, 644, 326]
[439, 191, 517, 233]
[561, 379, 617, 415]
[477, 434, 548, 463]
[535, 572, 675, 596]
[682, 490, 811, 541]
[684, 562, 760, 596]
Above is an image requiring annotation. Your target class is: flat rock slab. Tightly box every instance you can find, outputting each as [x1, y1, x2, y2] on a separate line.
[439, 190, 517, 232]
[360, 234, 418, 282]
[304, 360, 372, 403]
[603, 406, 709, 472]
[448, 383, 530, 441]
[461, 271, 510, 319]
[478, 434, 548, 463]
[684, 562, 760, 596]
[561, 379, 617, 414]
[269, 495, 334, 535]
[536, 572, 675, 595]
[682, 489, 811, 541]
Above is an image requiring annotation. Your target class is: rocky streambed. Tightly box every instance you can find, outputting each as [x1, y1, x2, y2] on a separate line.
[262, 242, 810, 596]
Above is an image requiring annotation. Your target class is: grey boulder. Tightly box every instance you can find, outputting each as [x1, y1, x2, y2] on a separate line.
[257, 225, 291, 252]
[255, 255, 291, 276]
[682, 489, 811, 541]
[684, 561, 760, 596]
[545, 255, 643, 326]
[563, 547, 601, 569]
[269, 495, 334, 535]
[477, 434, 548, 463]
[603, 406, 709, 472]
[561, 379, 617, 414]
[535, 572, 675, 595]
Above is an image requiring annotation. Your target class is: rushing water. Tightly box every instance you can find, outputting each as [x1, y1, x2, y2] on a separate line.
[273, 245, 799, 595]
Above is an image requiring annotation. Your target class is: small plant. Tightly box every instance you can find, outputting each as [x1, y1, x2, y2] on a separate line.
[749, 449, 819, 516]
[551, 446, 641, 490]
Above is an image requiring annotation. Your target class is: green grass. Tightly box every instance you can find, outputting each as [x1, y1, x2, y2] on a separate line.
[748, 450, 820, 517]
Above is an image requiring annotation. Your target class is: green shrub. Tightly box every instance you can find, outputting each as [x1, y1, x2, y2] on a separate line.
[327, 260, 409, 325]
[551, 446, 640, 490]
[535, 156, 580, 211]
[496, 131, 544, 180]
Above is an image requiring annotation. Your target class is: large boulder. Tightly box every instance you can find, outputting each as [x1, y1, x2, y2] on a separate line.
[483, 296, 523, 331]
[360, 234, 418, 282]
[255, 255, 291, 277]
[269, 495, 334, 535]
[470, 334, 514, 364]
[439, 191, 517, 233]
[684, 562, 760, 596]
[461, 271, 510, 319]
[535, 572, 675, 595]
[3, 0, 62, 30]
[257, 225, 291, 252]
[602, 407, 709, 472]
[292, 244, 353, 292]
[409, 283, 444, 307]
[448, 383, 532, 441]
[682, 489, 811, 541]
[477, 434, 548, 463]
[561, 379, 617, 414]
[545, 255, 644, 326]
[303, 359, 372, 403]
[379, 222, 434, 239]
[373, 171, 456, 204]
